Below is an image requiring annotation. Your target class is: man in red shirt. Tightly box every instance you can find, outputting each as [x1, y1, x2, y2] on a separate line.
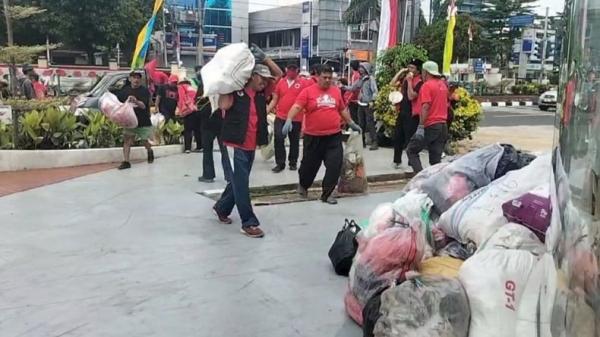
[267, 63, 309, 172]
[347, 60, 362, 122]
[213, 50, 283, 238]
[283, 65, 362, 204]
[407, 61, 449, 173]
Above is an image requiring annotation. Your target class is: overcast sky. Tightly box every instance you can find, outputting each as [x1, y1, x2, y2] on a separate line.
[249, 0, 566, 19]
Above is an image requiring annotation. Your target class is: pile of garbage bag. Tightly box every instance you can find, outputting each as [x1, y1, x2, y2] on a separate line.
[326, 143, 584, 337]
[339, 132, 368, 194]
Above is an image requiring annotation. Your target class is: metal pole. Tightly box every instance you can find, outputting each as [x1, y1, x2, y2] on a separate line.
[367, 7, 371, 60]
[162, 6, 168, 67]
[116, 43, 121, 67]
[196, 0, 204, 66]
[539, 6, 549, 84]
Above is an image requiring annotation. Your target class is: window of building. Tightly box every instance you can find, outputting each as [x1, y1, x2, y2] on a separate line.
[205, 26, 232, 47]
[313, 26, 318, 46]
[204, 8, 232, 27]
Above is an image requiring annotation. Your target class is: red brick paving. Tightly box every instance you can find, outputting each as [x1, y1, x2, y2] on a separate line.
[0, 163, 118, 197]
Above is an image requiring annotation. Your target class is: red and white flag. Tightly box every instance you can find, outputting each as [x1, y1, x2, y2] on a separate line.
[377, 0, 399, 52]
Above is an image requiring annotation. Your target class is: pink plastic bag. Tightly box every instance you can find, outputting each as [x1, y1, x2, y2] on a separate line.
[99, 92, 138, 129]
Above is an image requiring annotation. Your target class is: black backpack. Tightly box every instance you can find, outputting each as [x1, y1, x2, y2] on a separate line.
[328, 219, 361, 276]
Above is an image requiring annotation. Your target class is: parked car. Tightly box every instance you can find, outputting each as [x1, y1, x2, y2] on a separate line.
[69, 71, 149, 114]
[49, 76, 98, 97]
[538, 90, 558, 111]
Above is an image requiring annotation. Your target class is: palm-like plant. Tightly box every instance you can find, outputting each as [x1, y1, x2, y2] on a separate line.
[343, 0, 379, 25]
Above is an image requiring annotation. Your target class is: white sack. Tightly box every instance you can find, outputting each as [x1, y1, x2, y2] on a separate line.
[478, 223, 545, 256]
[201, 43, 255, 96]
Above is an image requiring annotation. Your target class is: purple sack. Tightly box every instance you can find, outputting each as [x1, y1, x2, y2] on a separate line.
[502, 193, 551, 242]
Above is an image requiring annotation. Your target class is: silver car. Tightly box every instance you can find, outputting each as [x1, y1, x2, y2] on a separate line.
[538, 90, 557, 111]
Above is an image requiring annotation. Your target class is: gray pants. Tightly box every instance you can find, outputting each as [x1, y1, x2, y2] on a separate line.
[407, 123, 448, 173]
[358, 104, 377, 146]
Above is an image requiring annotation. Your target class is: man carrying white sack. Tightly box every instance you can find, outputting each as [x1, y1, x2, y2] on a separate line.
[213, 45, 282, 238]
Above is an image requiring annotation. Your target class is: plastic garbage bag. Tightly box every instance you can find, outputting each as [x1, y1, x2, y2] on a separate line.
[494, 144, 537, 179]
[478, 223, 545, 256]
[438, 154, 552, 246]
[502, 190, 551, 243]
[421, 144, 505, 213]
[362, 288, 387, 337]
[458, 249, 538, 337]
[551, 288, 596, 337]
[201, 43, 255, 96]
[359, 203, 401, 245]
[346, 225, 425, 325]
[339, 132, 368, 193]
[403, 162, 449, 192]
[437, 241, 476, 260]
[151, 112, 165, 128]
[420, 256, 463, 278]
[260, 114, 275, 160]
[373, 276, 470, 337]
[328, 219, 361, 276]
[99, 92, 137, 128]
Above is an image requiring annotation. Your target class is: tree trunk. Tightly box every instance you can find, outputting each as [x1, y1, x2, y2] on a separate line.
[2, 0, 13, 46]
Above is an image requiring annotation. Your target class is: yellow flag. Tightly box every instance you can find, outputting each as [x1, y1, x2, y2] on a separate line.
[443, 0, 457, 75]
[131, 0, 165, 69]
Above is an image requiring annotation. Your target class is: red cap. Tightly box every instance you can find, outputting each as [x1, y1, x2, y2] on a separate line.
[168, 74, 179, 83]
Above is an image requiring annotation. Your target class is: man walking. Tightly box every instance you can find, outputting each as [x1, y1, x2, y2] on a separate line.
[407, 61, 449, 173]
[267, 63, 308, 173]
[213, 54, 282, 238]
[390, 59, 424, 168]
[345, 63, 378, 150]
[155, 74, 179, 122]
[117, 70, 154, 170]
[284, 65, 362, 205]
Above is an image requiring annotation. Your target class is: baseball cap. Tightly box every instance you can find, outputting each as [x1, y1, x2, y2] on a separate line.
[129, 70, 144, 78]
[422, 61, 441, 77]
[253, 64, 274, 79]
[408, 58, 424, 69]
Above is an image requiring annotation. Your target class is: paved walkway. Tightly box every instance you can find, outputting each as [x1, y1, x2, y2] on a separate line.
[0, 149, 408, 337]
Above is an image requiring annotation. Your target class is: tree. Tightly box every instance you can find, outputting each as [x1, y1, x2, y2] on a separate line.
[414, 14, 492, 65]
[343, 0, 379, 25]
[1, 0, 45, 46]
[481, 0, 537, 72]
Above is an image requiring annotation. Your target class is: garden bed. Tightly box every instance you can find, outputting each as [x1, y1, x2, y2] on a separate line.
[0, 144, 183, 172]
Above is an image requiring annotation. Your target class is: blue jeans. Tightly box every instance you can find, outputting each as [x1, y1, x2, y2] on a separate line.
[214, 147, 259, 228]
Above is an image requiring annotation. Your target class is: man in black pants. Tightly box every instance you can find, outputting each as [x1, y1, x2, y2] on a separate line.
[390, 59, 424, 168]
[267, 63, 309, 172]
[407, 61, 449, 173]
[283, 65, 362, 205]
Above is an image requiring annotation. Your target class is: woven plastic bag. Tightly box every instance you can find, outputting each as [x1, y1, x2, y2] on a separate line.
[374, 276, 470, 337]
[260, 114, 275, 160]
[339, 132, 368, 193]
[201, 43, 255, 95]
[99, 92, 137, 128]
[478, 222, 545, 256]
[420, 256, 463, 278]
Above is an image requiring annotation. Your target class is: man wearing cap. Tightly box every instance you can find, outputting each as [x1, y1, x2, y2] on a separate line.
[117, 70, 153, 170]
[344, 63, 379, 150]
[390, 59, 424, 169]
[155, 74, 179, 122]
[267, 63, 309, 173]
[283, 65, 362, 205]
[213, 50, 282, 238]
[406, 61, 449, 173]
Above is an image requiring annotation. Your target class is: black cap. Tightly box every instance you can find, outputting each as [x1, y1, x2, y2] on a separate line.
[286, 63, 299, 69]
[408, 59, 424, 69]
[129, 70, 143, 78]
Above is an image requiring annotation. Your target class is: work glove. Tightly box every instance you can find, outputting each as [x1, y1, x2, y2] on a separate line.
[348, 121, 363, 134]
[281, 119, 293, 136]
[250, 43, 267, 63]
[413, 125, 425, 140]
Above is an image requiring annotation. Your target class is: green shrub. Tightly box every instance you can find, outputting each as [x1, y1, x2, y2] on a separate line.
[160, 119, 184, 145]
[18, 108, 81, 149]
[451, 87, 483, 142]
[81, 110, 124, 148]
[373, 84, 397, 137]
[375, 44, 429, 88]
[0, 120, 12, 149]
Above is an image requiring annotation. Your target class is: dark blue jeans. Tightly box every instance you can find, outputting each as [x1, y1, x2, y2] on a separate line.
[214, 147, 259, 228]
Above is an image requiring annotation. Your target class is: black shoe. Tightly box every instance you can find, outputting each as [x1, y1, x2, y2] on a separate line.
[289, 163, 297, 171]
[118, 161, 131, 170]
[322, 196, 338, 205]
[369, 145, 379, 151]
[147, 149, 154, 163]
[193, 148, 203, 153]
[272, 165, 285, 173]
[198, 176, 215, 183]
[297, 185, 308, 198]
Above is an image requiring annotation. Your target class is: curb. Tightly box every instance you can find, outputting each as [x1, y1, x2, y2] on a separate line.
[481, 101, 535, 108]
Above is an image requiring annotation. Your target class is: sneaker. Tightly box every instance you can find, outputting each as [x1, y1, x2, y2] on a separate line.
[289, 163, 297, 171]
[147, 149, 155, 163]
[272, 165, 285, 173]
[198, 176, 215, 183]
[322, 196, 338, 205]
[193, 148, 203, 153]
[394, 163, 402, 170]
[213, 206, 233, 224]
[184, 150, 191, 154]
[240, 226, 265, 238]
[297, 185, 308, 198]
[118, 161, 131, 170]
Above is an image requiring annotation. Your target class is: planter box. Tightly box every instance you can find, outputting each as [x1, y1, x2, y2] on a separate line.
[0, 144, 183, 172]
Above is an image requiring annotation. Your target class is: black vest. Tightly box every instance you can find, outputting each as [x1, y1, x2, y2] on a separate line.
[221, 90, 269, 147]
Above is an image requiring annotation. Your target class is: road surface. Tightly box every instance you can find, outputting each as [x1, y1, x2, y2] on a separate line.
[480, 106, 556, 127]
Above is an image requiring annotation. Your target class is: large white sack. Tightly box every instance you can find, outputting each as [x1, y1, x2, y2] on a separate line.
[458, 249, 538, 337]
[515, 253, 557, 337]
[438, 154, 552, 246]
[201, 43, 255, 95]
[478, 223, 545, 256]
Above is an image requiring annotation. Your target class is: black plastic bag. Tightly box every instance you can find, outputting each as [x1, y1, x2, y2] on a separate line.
[362, 288, 386, 337]
[495, 144, 537, 179]
[328, 219, 361, 276]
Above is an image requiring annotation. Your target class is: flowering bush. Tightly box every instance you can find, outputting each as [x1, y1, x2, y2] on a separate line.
[373, 84, 397, 138]
[450, 87, 482, 142]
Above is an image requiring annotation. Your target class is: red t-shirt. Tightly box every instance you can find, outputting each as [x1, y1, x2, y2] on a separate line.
[419, 78, 449, 127]
[224, 88, 258, 151]
[275, 77, 308, 122]
[410, 75, 423, 115]
[295, 84, 345, 136]
[349, 71, 361, 103]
